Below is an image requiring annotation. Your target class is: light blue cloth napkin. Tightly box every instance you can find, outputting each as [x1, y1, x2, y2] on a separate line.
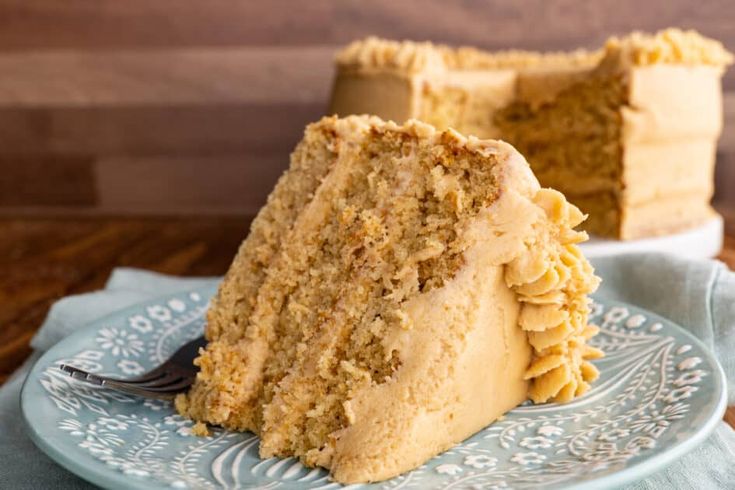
[1, 256, 734, 489]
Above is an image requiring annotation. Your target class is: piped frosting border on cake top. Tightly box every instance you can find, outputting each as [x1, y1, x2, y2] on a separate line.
[335, 28, 733, 75]
[335, 36, 598, 73]
[602, 28, 734, 68]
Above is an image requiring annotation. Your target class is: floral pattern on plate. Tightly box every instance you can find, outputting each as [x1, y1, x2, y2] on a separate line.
[22, 287, 726, 490]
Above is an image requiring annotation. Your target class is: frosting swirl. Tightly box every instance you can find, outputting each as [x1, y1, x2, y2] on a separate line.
[505, 188, 602, 403]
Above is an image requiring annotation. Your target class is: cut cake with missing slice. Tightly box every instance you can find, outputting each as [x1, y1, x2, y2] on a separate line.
[329, 29, 733, 239]
[176, 115, 602, 483]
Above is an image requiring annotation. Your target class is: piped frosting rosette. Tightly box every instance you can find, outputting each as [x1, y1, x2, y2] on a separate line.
[505, 189, 603, 403]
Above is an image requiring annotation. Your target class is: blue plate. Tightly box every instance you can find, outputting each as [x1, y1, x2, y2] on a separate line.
[21, 287, 726, 489]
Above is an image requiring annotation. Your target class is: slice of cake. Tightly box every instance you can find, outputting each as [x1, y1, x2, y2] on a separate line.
[176, 115, 602, 483]
[329, 29, 733, 239]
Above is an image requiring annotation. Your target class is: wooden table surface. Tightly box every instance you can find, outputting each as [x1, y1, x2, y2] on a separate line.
[1, 211, 734, 429]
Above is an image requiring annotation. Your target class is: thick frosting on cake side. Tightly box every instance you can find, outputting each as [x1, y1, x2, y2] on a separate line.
[329, 29, 732, 240]
[178, 116, 600, 483]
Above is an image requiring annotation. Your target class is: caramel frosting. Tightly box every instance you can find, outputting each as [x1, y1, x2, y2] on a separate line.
[505, 189, 602, 402]
[336, 36, 599, 74]
[602, 28, 734, 69]
[335, 29, 732, 76]
[336, 37, 446, 74]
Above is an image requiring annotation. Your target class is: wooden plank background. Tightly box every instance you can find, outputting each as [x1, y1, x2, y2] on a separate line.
[0, 0, 733, 217]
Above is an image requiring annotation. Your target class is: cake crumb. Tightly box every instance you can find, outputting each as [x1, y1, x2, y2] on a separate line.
[191, 421, 210, 437]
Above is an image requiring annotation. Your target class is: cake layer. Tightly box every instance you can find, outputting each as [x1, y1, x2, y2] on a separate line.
[569, 190, 716, 239]
[623, 138, 716, 206]
[622, 65, 723, 141]
[621, 194, 717, 239]
[178, 116, 601, 483]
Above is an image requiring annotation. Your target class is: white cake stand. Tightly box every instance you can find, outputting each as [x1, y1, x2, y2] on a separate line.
[579, 215, 724, 259]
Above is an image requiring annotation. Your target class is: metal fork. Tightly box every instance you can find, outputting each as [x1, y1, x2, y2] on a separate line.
[58, 336, 206, 400]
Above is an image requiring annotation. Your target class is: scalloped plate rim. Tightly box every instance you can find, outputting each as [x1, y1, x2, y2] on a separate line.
[20, 286, 727, 490]
[558, 322, 727, 490]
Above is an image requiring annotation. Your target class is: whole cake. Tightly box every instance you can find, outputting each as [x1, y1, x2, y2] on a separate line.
[176, 115, 601, 483]
[329, 29, 733, 239]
